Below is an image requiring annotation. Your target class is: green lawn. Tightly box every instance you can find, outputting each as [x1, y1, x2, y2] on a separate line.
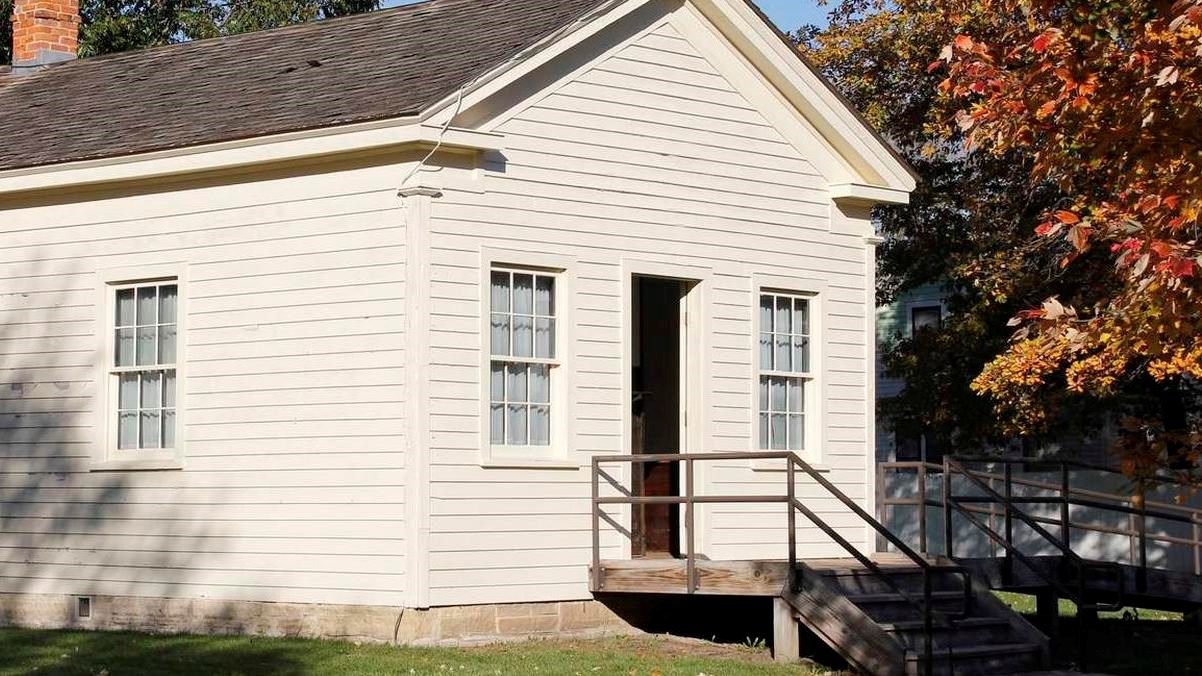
[994, 592, 1201, 675]
[0, 630, 831, 676]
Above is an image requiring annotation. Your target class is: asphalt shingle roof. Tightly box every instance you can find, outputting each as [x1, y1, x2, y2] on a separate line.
[0, 0, 607, 172]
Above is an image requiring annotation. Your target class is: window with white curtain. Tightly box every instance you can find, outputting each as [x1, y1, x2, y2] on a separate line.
[489, 269, 557, 450]
[111, 281, 178, 451]
[758, 292, 811, 451]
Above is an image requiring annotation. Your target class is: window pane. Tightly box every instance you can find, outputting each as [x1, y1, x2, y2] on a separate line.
[506, 364, 528, 403]
[535, 276, 555, 316]
[136, 327, 157, 366]
[513, 274, 534, 314]
[535, 317, 555, 359]
[513, 314, 533, 358]
[162, 409, 176, 449]
[758, 377, 769, 414]
[118, 374, 139, 410]
[770, 377, 787, 412]
[912, 306, 941, 334]
[490, 271, 511, 313]
[490, 363, 505, 401]
[490, 313, 510, 356]
[159, 285, 178, 324]
[793, 338, 809, 373]
[116, 289, 136, 327]
[490, 404, 505, 444]
[770, 413, 787, 450]
[793, 298, 809, 335]
[759, 332, 773, 370]
[506, 404, 528, 445]
[775, 296, 791, 340]
[775, 333, 791, 372]
[759, 412, 769, 450]
[760, 295, 774, 333]
[788, 379, 804, 413]
[163, 370, 177, 408]
[137, 286, 157, 325]
[788, 414, 804, 451]
[159, 324, 177, 364]
[530, 364, 550, 404]
[140, 410, 161, 449]
[530, 405, 550, 445]
[118, 412, 138, 449]
[115, 328, 136, 367]
[140, 372, 162, 409]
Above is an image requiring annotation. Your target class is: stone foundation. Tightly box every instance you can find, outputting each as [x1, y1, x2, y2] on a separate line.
[0, 592, 637, 646]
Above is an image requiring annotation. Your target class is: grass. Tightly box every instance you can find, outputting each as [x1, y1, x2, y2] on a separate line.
[994, 592, 1201, 675]
[0, 630, 833, 676]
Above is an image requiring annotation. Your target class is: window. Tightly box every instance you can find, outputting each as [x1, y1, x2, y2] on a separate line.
[758, 292, 811, 451]
[111, 281, 178, 451]
[911, 305, 942, 335]
[489, 269, 557, 450]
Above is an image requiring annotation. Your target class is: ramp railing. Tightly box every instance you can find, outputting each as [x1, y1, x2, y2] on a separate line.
[591, 451, 972, 675]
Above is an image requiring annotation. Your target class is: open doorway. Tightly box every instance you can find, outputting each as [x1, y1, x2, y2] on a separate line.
[630, 275, 693, 558]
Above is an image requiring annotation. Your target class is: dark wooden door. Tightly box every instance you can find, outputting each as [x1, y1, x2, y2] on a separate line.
[631, 276, 682, 558]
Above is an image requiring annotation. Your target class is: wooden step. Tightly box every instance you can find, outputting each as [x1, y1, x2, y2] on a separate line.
[904, 642, 1044, 676]
[880, 616, 1011, 650]
[822, 568, 970, 595]
[845, 590, 970, 622]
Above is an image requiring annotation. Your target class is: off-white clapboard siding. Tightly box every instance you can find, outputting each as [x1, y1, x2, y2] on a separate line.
[0, 159, 409, 606]
[425, 21, 872, 606]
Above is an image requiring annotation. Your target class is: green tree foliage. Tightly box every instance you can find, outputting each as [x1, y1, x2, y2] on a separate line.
[2, 0, 379, 65]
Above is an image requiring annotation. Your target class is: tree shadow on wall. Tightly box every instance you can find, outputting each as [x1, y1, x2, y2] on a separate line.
[0, 254, 222, 628]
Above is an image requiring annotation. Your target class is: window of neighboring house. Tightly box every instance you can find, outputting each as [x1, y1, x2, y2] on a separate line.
[911, 305, 942, 335]
[895, 432, 946, 468]
[489, 269, 558, 451]
[111, 281, 178, 452]
[758, 292, 812, 452]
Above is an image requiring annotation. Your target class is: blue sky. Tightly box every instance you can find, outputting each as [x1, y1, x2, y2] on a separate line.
[383, 1, 830, 32]
[751, 0, 830, 31]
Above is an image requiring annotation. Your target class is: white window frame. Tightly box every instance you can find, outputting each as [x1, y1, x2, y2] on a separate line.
[479, 248, 575, 469]
[93, 263, 187, 471]
[751, 274, 826, 469]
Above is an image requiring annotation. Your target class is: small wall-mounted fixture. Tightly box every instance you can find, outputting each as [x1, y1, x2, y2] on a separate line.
[76, 596, 92, 620]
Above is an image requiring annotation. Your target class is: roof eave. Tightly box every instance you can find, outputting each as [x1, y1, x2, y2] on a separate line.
[0, 118, 504, 197]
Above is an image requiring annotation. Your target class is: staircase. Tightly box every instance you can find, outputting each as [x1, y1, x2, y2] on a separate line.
[782, 556, 1049, 676]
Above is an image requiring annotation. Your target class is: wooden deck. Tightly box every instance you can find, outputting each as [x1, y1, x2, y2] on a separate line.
[591, 554, 941, 596]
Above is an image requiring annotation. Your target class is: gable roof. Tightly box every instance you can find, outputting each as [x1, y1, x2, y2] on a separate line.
[0, 0, 606, 172]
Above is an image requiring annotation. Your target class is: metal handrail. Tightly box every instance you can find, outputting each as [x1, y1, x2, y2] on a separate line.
[943, 458, 1126, 613]
[591, 451, 973, 676]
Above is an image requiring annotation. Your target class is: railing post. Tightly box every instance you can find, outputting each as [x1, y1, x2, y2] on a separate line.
[943, 457, 953, 558]
[1003, 463, 1013, 585]
[591, 457, 602, 591]
[787, 456, 797, 593]
[1193, 514, 1201, 577]
[918, 462, 928, 554]
[685, 456, 696, 594]
[1060, 464, 1071, 549]
[1136, 485, 1148, 594]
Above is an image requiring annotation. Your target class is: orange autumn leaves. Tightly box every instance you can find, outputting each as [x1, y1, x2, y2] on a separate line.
[925, 0, 1202, 436]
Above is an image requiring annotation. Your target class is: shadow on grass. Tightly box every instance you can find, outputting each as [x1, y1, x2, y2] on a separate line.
[1049, 616, 1202, 675]
[0, 629, 309, 676]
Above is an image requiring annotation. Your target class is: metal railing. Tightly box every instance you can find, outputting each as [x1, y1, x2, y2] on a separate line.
[591, 451, 972, 675]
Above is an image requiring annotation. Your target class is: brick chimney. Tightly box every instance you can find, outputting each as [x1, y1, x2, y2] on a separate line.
[11, 0, 79, 72]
